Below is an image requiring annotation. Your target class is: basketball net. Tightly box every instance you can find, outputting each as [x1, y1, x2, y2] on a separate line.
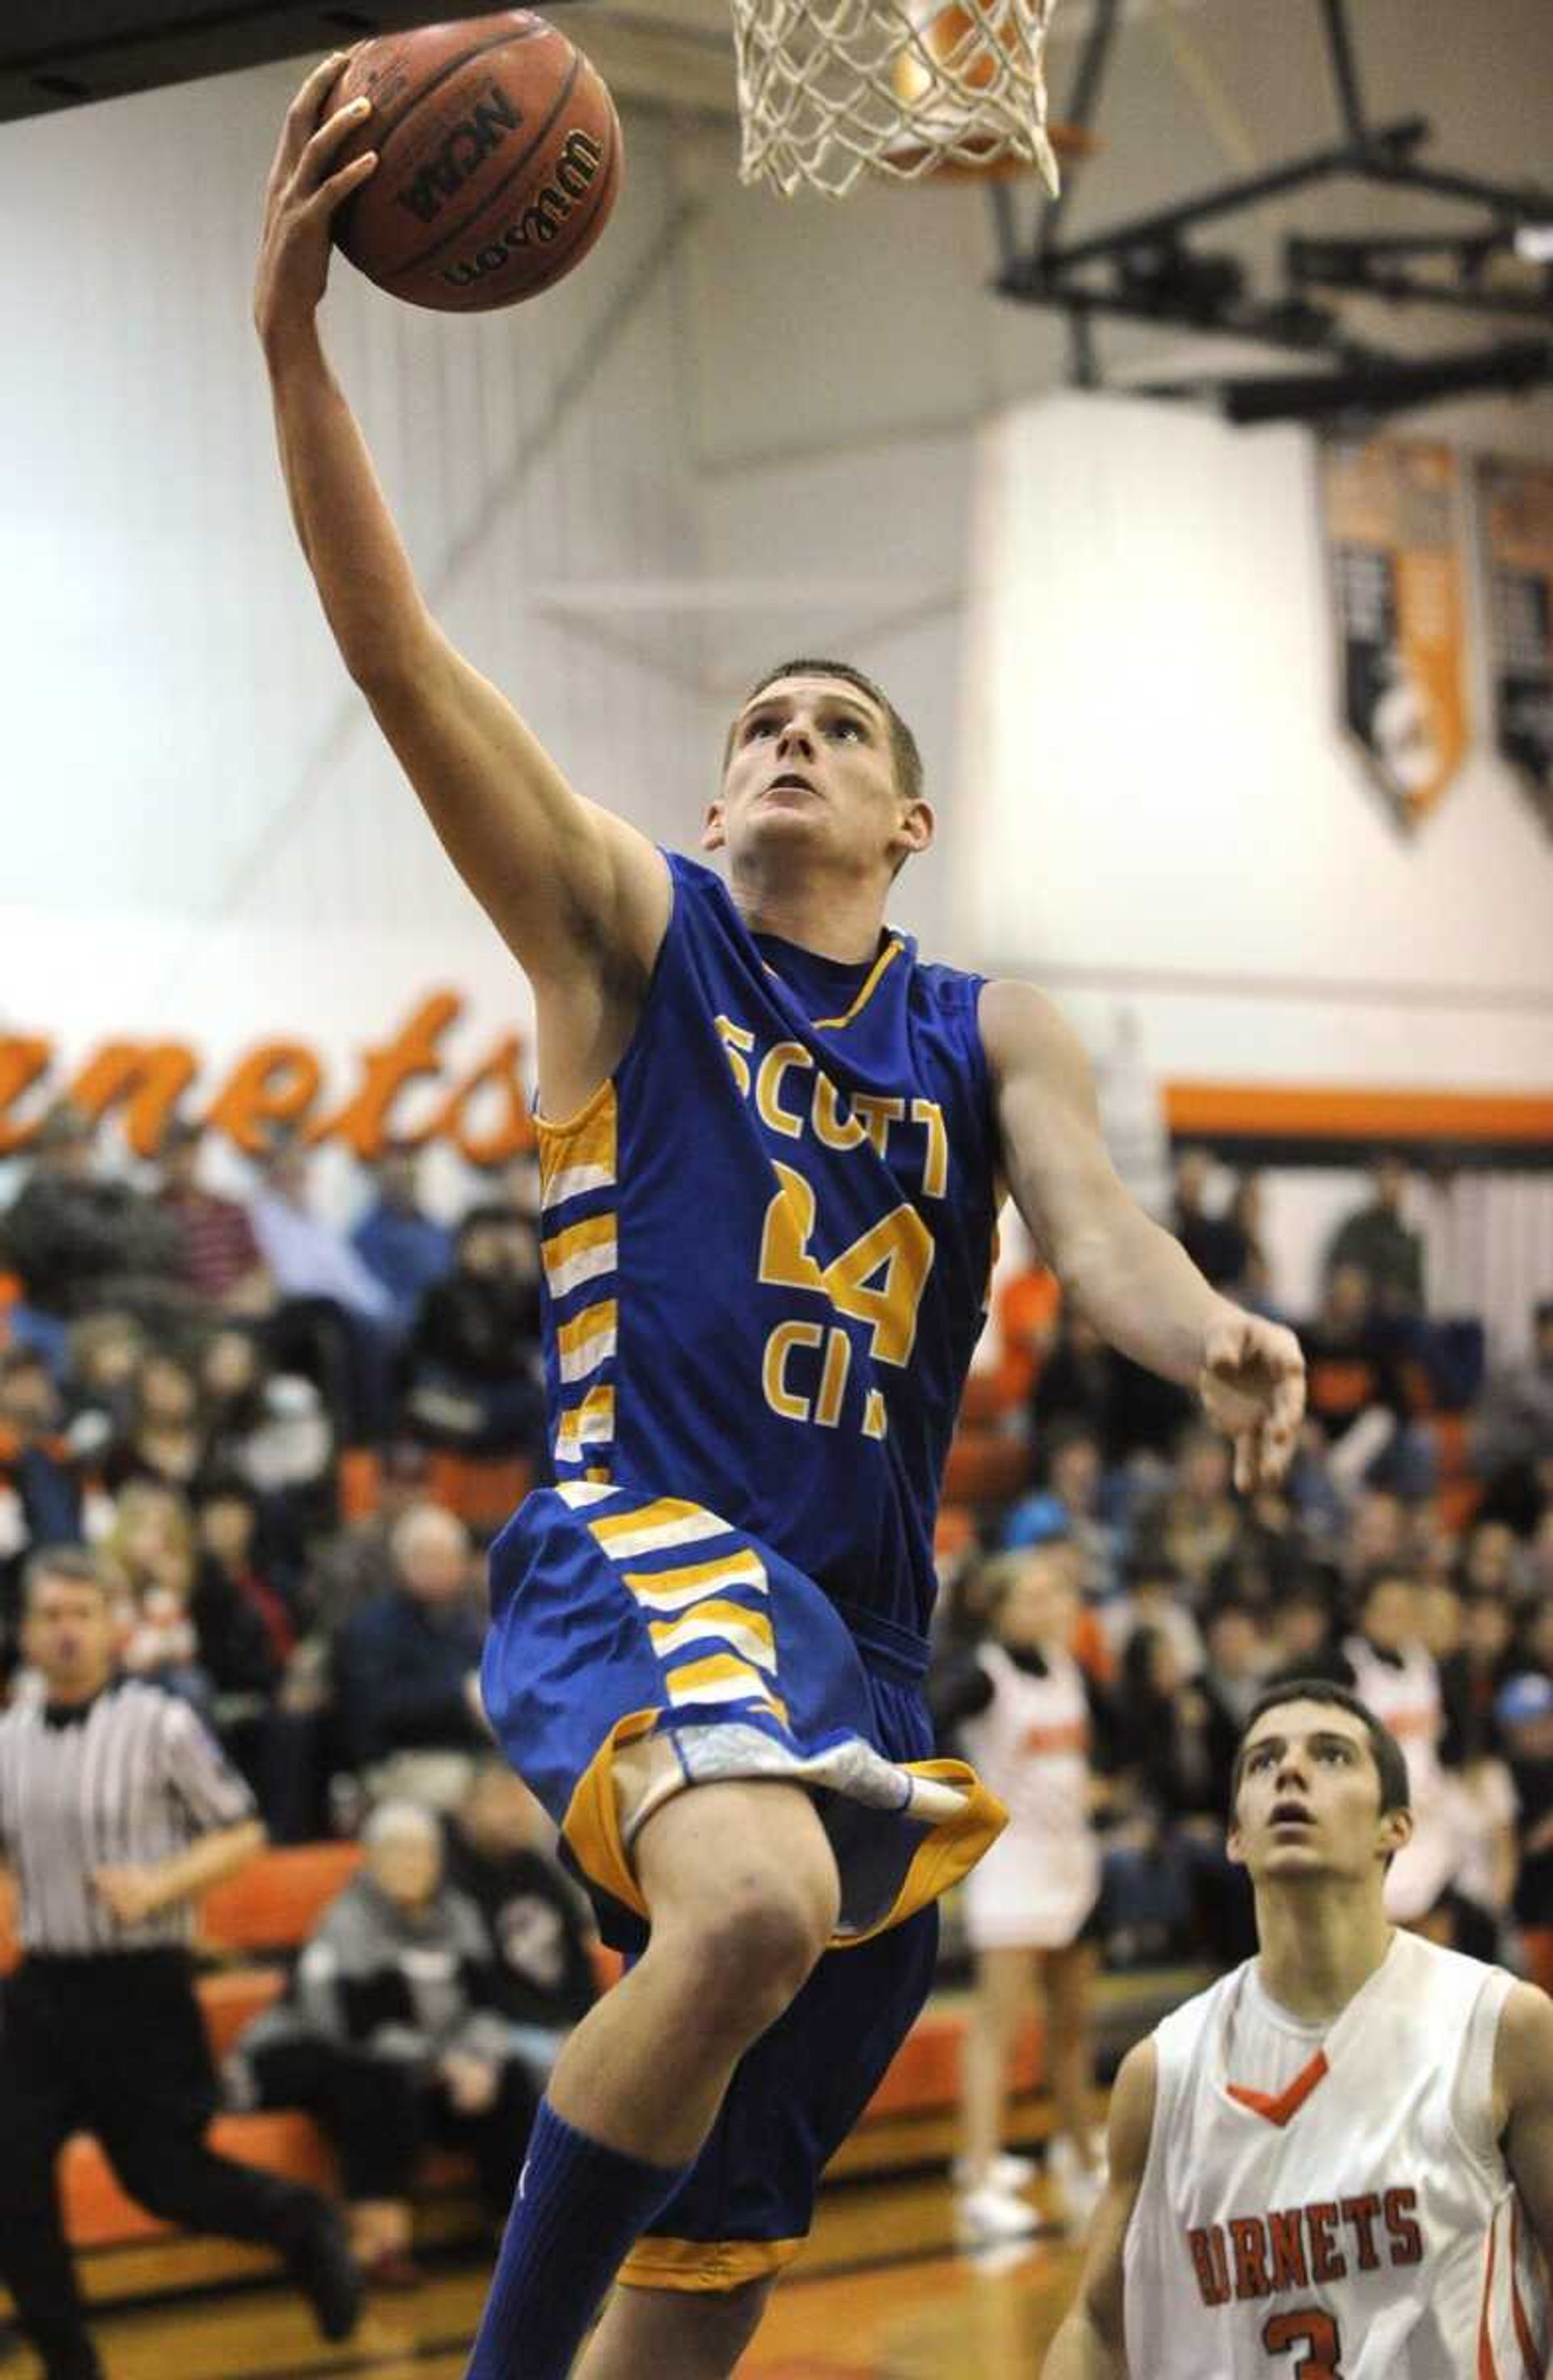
[730, 0, 1060, 200]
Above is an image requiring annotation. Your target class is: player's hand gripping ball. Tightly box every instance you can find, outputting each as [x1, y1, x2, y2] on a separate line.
[329, 10, 623, 312]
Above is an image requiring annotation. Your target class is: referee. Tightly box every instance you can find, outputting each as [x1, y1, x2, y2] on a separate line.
[0, 1545, 362, 2380]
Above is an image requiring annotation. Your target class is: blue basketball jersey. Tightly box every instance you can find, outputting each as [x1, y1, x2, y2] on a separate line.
[532, 852, 1001, 1642]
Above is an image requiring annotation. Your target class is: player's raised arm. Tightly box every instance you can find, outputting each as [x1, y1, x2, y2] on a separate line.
[980, 979, 1305, 1492]
[1041, 2038, 1155, 2378]
[252, 56, 670, 1017]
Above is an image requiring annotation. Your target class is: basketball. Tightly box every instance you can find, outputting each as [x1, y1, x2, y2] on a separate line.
[329, 10, 622, 313]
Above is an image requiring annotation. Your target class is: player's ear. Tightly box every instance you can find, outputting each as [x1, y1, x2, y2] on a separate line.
[1378, 1803, 1414, 1862]
[892, 797, 934, 861]
[1225, 1804, 1246, 1869]
[701, 800, 726, 853]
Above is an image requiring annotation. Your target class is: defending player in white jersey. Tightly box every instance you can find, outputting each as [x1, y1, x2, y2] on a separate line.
[1043, 1679, 1553, 2378]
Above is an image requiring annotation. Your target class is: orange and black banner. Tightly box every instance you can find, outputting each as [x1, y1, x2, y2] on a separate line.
[1318, 437, 1469, 831]
[1478, 457, 1553, 836]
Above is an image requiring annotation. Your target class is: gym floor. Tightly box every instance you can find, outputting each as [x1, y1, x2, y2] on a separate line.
[77, 2170, 1085, 2377]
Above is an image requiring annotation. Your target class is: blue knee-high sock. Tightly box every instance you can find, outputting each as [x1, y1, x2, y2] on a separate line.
[465, 2099, 689, 2380]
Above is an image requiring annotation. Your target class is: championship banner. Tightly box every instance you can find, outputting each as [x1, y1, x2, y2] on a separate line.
[1477, 458, 1553, 835]
[1318, 436, 1469, 830]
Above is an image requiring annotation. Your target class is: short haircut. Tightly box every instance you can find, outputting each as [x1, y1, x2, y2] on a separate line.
[363, 1800, 441, 1852]
[1230, 1678, 1410, 1820]
[726, 657, 924, 808]
[23, 1545, 110, 1608]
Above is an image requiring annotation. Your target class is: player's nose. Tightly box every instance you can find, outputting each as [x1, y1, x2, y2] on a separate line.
[776, 718, 815, 755]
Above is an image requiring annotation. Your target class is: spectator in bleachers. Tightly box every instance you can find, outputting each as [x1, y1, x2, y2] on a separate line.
[193, 1472, 324, 1841]
[400, 1205, 545, 1461]
[1004, 1421, 1123, 1641]
[1114, 1541, 1204, 1680]
[1530, 1507, 1553, 1608]
[330, 1503, 489, 1802]
[1105, 1625, 1215, 1964]
[1459, 1518, 1526, 1601]
[0, 1349, 94, 1677]
[1442, 1586, 1517, 1766]
[1170, 1148, 1250, 1292]
[1140, 1423, 1241, 1605]
[1473, 1299, 1553, 1533]
[61, 1311, 144, 1440]
[153, 1120, 273, 1317]
[1031, 1308, 1193, 1471]
[1300, 1262, 1421, 1494]
[230, 1801, 538, 2287]
[198, 1327, 273, 1469]
[1264, 1563, 1344, 1682]
[1342, 1568, 1462, 1937]
[1496, 1600, 1553, 1998]
[194, 1475, 298, 1673]
[441, 1759, 599, 2090]
[1227, 1172, 1280, 1313]
[100, 1351, 209, 1494]
[0, 1106, 184, 1351]
[108, 1482, 217, 1721]
[303, 1439, 431, 1641]
[249, 1135, 394, 1443]
[1194, 1600, 1267, 1799]
[1417, 1570, 1466, 1669]
[1323, 1154, 1427, 1317]
[1339, 1485, 1410, 1587]
[351, 1144, 452, 1335]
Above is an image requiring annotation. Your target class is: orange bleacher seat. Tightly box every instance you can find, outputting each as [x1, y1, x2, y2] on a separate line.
[198, 1967, 286, 2061]
[942, 1427, 1030, 1507]
[1428, 1412, 1483, 1535]
[199, 1842, 363, 1959]
[336, 1446, 382, 1521]
[864, 2010, 1043, 2120]
[426, 1449, 533, 1532]
[0, 1869, 17, 1975]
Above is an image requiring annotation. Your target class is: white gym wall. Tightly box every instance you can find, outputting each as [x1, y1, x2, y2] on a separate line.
[1, 0, 1550, 1328]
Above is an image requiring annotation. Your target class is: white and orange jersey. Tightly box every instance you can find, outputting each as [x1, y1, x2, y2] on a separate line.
[1123, 1931, 1549, 2378]
[958, 1640, 1099, 1950]
[958, 1640, 1094, 1837]
[1344, 1636, 1462, 1921]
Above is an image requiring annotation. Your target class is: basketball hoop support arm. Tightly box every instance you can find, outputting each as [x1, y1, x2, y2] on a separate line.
[989, 0, 1553, 421]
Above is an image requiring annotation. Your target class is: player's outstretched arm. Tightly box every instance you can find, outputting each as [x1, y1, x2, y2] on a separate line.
[980, 980, 1305, 1491]
[252, 57, 670, 1019]
[1042, 2039, 1156, 2378]
[1496, 1981, 1553, 2269]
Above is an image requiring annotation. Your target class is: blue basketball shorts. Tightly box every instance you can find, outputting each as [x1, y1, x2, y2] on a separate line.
[481, 1479, 1005, 2281]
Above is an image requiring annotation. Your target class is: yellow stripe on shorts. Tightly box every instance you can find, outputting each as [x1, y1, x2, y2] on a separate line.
[591, 1499, 734, 1562]
[620, 1549, 769, 1613]
[648, 1600, 776, 1671]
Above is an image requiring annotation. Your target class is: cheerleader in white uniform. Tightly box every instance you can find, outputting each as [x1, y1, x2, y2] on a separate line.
[939, 1544, 1112, 2243]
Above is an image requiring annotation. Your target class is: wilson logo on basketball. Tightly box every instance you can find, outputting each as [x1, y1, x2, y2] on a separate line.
[439, 129, 604, 287]
[393, 82, 523, 226]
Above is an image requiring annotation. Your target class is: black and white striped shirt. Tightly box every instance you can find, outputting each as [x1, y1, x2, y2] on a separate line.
[0, 1679, 256, 1955]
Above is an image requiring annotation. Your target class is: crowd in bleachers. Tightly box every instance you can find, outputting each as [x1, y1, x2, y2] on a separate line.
[933, 1152, 1553, 1998]
[2, 1112, 1551, 2264]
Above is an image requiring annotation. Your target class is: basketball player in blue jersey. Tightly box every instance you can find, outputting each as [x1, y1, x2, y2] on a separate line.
[256, 61, 1308, 2380]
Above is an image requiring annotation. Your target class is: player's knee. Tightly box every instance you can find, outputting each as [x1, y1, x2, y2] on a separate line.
[679, 1866, 834, 2031]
